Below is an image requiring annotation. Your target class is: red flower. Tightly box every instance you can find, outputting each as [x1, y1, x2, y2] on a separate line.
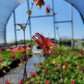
[5, 81, 11, 84]
[71, 79, 75, 84]
[26, 55, 29, 60]
[20, 47, 25, 53]
[31, 71, 35, 78]
[32, 35, 50, 54]
[79, 50, 83, 56]
[19, 78, 23, 84]
[9, 47, 11, 51]
[64, 62, 68, 68]
[35, 33, 57, 47]
[12, 47, 15, 49]
[0, 47, 1, 52]
[32, 33, 57, 56]
[0, 56, 2, 64]
[34, 0, 45, 8]
[79, 67, 82, 71]
[45, 80, 50, 84]
[46, 6, 50, 14]
[58, 63, 62, 68]
[40, 62, 43, 67]
[26, 46, 28, 50]
[11, 52, 15, 60]
[44, 67, 47, 72]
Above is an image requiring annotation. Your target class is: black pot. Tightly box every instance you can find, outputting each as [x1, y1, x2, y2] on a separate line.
[0, 59, 20, 78]
[0, 66, 9, 78]
[8, 59, 20, 69]
[37, 46, 41, 49]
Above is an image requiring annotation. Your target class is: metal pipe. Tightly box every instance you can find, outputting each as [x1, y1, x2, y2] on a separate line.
[27, 0, 32, 46]
[71, 5, 74, 48]
[54, 20, 72, 23]
[13, 10, 17, 47]
[4, 24, 7, 45]
[15, 23, 30, 25]
[52, 0, 56, 43]
[30, 14, 54, 18]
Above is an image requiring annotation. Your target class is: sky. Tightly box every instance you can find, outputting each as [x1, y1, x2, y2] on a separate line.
[6, 0, 84, 43]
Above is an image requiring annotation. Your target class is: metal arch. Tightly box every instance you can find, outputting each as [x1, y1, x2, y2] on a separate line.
[65, 0, 84, 21]
[4, 0, 26, 44]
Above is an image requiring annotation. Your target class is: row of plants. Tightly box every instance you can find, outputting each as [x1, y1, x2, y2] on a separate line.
[24, 46, 84, 84]
[0, 46, 31, 77]
[2, 32, 84, 84]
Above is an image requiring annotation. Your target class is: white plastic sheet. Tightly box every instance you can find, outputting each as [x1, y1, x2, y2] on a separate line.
[0, 0, 26, 43]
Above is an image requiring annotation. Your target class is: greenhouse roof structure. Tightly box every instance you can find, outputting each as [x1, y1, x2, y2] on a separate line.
[0, 0, 84, 44]
[0, 0, 26, 43]
[66, 0, 84, 20]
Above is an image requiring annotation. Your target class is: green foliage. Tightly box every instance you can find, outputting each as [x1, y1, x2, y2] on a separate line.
[25, 46, 84, 84]
[0, 50, 23, 69]
[82, 43, 84, 47]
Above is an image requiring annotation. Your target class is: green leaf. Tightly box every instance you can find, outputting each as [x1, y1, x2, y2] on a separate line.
[30, 78, 35, 82]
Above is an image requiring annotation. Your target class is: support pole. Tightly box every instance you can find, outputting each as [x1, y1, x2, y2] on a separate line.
[27, 0, 32, 47]
[71, 5, 74, 48]
[4, 26, 7, 46]
[52, 0, 56, 44]
[13, 10, 17, 47]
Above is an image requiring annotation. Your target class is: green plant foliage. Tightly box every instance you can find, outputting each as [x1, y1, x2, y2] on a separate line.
[25, 46, 84, 84]
[0, 50, 23, 69]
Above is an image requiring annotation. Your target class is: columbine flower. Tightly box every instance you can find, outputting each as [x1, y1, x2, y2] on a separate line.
[26, 55, 29, 60]
[44, 67, 47, 72]
[0, 47, 1, 52]
[71, 79, 75, 84]
[11, 52, 15, 60]
[31, 71, 35, 78]
[64, 62, 68, 68]
[45, 80, 50, 84]
[58, 63, 62, 68]
[9, 47, 11, 51]
[79, 50, 83, 56]
[46, 6, 50, 14]
[79, 66, 82, 71]
[34, 0, 45, 8]
[20, 47, 25, 53]
[0, 56, 2, 64]
[32, 33, 57, 54]
[39, 62, 44, 67]
[26, 46, 28, 50]
[19, 78, 23, 84]
[5, 81, 11, 84]
[32, 35, 49, 54]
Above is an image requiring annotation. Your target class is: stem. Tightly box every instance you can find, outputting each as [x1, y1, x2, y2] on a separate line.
[22, 2, 34, 82]
[23, 29, 27, 82]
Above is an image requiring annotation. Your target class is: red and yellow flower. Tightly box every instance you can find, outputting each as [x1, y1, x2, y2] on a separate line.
[34, 0, 45, 8]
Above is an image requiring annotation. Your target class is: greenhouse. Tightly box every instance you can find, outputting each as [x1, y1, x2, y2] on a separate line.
[0, 0, 84, 84]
